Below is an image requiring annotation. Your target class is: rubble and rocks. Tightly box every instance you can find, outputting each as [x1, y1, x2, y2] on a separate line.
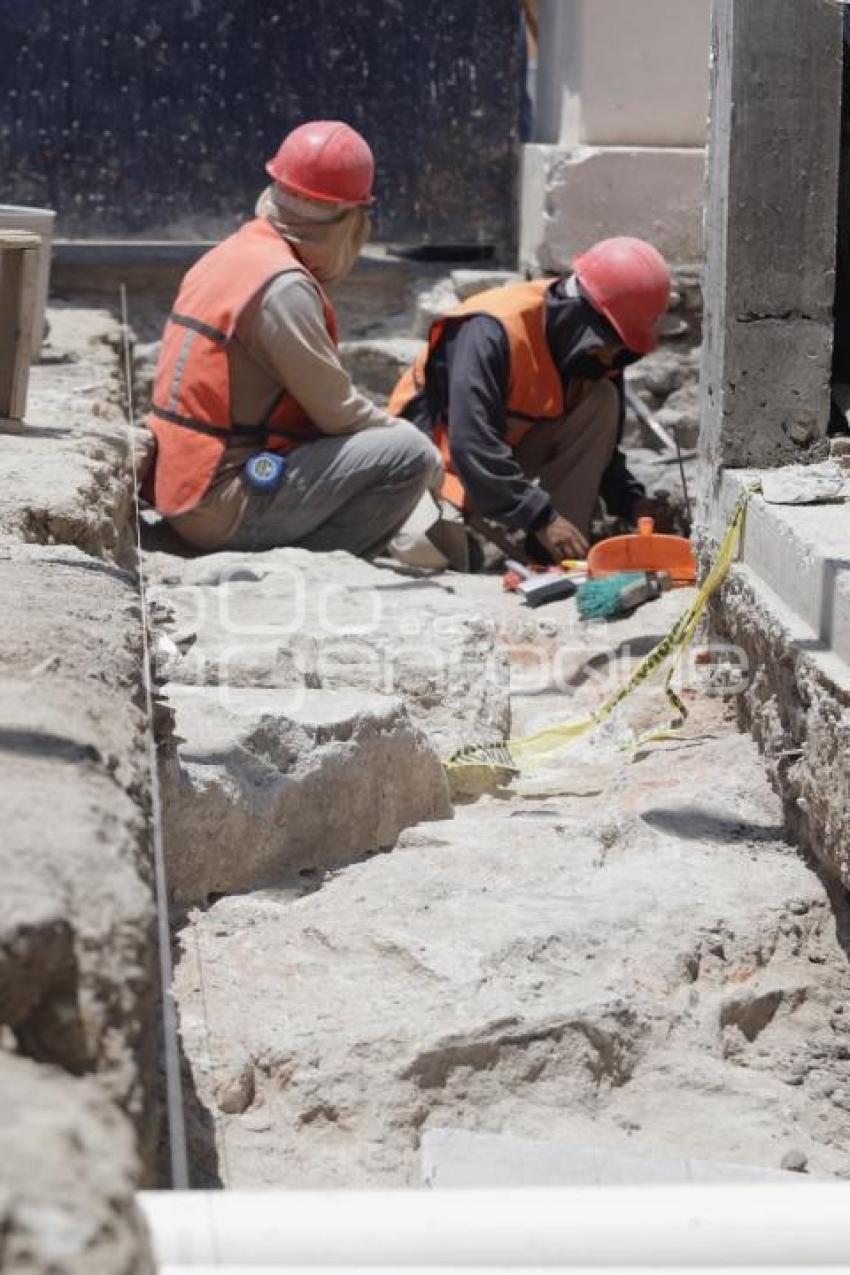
[654, 383, 701, 449]
[0, 1055, 153, 1275]
[173, 607, 850, 1186]
[450, 269, 525, 301]
[138, 462, 847, 1194]
[145, 546, 511, 757]
[339, 336, 423, 404]
[147, 544, 502, 905]
[761, 461, 847, 505]
[715, 568, 850, 887]
[413, 276, 459, 339]
[2, 307, 137, 565]
[0, 544, 156, 1157]
[161, 685, 451, 904]
[0, 305, 157, 1270]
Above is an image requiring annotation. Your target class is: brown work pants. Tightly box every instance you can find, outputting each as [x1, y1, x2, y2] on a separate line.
[408, 378, 620, 571]
[514, 377, 620, 537]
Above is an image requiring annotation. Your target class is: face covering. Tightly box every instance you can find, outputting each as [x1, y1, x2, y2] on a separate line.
[547, 276, 642, 382]
[255, 184, 371, 285]
[568, 347, 642, 382]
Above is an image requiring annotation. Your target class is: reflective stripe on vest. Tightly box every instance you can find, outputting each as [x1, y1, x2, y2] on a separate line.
[148, 219, 338, 517]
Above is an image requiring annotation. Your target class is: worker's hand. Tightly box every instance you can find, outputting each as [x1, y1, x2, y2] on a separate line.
[536, 514, 588, 562]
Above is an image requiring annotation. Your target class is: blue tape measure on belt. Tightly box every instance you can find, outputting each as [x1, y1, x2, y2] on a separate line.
[244, 451, 287, 492]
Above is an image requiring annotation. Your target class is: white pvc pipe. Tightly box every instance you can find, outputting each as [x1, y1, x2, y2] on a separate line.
[139, 1183, 850, 1270]
[144, 1269, 836, 1275]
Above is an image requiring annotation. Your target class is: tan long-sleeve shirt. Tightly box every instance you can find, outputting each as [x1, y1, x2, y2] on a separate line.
[166, 270, 394, 548]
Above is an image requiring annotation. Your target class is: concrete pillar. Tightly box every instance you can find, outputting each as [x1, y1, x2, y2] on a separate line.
[699, 0, 843, 509]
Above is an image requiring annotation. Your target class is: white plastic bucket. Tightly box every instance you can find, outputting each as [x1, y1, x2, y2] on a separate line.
[0, 205, 55, 359]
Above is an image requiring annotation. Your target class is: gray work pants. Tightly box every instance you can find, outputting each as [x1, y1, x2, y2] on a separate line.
[224, 420, 441, 557]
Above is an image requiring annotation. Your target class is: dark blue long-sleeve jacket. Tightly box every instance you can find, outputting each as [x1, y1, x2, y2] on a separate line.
[401, 278, 646, 531]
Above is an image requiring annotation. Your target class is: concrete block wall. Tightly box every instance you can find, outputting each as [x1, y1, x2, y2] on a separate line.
[0, 307, 156, 1269]
[521, 0, 711, 271]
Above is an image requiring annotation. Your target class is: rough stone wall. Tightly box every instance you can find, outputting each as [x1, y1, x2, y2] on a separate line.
[0, 307, 156, 1269]
[0, 1057, 154, 1275]
[714, 569, 850, 889]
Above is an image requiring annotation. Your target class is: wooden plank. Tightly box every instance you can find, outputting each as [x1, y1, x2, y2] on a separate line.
[0, 236, 41, 422]
[0, 230, 41, 250]
[0, 247, 23, 419]
[10, 246, 40, 419]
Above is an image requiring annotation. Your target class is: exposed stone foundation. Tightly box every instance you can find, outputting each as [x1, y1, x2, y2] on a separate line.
[715, 567, 850, 888]
[0, 306, 156, 1270]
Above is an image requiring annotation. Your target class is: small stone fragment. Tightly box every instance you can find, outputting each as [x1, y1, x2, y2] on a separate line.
[761, 461, 846, 505]
[780, 1149, 808, 1173]
[450, 268, 523, 301]
[214, 1059, 255, 1115]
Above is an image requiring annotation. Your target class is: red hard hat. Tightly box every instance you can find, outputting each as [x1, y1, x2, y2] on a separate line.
[266, 120, 375, 207]
[572, 237, 671, 354]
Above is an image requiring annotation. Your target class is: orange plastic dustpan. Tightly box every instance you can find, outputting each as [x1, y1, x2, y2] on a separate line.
[587, 517, 697, 585]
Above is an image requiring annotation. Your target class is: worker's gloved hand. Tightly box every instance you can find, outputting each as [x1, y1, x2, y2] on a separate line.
[536, 514, 589, 563]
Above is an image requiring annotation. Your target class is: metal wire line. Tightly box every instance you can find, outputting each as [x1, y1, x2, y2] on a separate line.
[119, 284, 190, 1191]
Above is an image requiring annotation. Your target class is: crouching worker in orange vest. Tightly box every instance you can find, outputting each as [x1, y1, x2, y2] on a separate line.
[387, 238, 671, 571]
[146, 120, 440, 555]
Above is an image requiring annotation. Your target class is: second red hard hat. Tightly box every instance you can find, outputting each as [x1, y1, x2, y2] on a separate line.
[573, 237, 671, 355]
[266, 120, 375, 207]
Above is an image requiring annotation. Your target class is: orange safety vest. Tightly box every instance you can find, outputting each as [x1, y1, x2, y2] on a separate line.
[387, 278, 564, 509]
[147, 218, 338, 517]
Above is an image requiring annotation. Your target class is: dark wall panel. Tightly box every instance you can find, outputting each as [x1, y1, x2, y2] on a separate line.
[0, 0, 520, 255]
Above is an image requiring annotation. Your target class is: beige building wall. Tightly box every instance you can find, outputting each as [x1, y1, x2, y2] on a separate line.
[524, 0, 711, 269]
[553, 0, 711, 146]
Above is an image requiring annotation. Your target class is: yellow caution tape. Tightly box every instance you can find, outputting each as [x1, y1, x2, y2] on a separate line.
[445, 488, 755, 777]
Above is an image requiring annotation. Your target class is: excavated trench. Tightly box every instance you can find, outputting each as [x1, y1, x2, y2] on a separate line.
[11, 281, 848, 1267]
[119, 259, 850, 1190]
[155, 568, 850, 1190]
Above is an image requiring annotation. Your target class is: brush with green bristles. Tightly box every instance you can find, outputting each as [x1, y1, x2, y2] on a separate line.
[577, 570, 671, 621]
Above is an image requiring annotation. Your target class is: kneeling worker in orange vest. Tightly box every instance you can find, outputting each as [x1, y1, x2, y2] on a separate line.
[387, 238, 671, 569]
[146, 120, 440, 555]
